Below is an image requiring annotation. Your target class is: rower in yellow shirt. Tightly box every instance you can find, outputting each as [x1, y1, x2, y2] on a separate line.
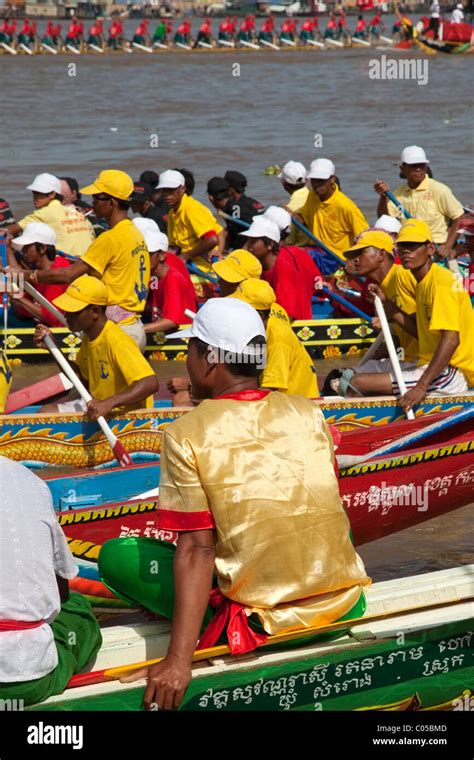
[157, 170, 224, 274]
[231, 278, 319, 397]
[296, 158, 368, 262]
[33, 275, 159, 417]
[7, 173, 95, 258]
[374, 145, 464, 260]
[17, 170, 150, 352]
[344, 229, 419, 368]
[341, 220, 474, 414]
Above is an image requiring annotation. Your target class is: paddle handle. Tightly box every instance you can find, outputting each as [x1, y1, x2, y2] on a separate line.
[385, 190, 412, 219]
[0, 235, 9, 351]
[43, 334, 124, 457]
[186, 261, 218, 284]
[374, 296, 414, 420]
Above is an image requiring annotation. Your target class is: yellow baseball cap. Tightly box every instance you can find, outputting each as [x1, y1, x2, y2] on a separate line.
[53, 275, 108, 312]
[231, 278, 276, 311]
[397, 219, 433, 244]
[212, 249, 262, 284]
[345, 229, 394, 257]
[80, 170, 134, 201]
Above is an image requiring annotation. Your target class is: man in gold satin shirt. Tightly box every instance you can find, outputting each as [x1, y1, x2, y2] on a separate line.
[98, 298, 369, 710]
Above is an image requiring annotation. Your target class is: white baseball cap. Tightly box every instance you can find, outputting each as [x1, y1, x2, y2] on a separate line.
[374, 215, 402, 235]
[132, 217, 168, 253]
[306, 158, 335, 180]
[156, 170, 185, 190]
[26, 173, 62, 195]
[278, 160, 307, 186]
[400, 145, 430, 165]
[262, 206, 292, 233]
[240, 217, 280, 243]
[456, 4, 463, 9]
[167, 297, 266, 357]
[12, 222, 57, 249]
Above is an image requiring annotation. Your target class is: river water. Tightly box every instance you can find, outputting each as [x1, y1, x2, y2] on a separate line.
[2, 40, 473, 581]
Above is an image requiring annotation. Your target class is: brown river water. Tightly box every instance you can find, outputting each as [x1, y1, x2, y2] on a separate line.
[3, 44, 473, 582]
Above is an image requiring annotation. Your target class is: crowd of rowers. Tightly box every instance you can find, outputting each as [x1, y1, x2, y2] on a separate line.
[0, 147, 473, 712]
[0, 144, 473, 421]
[0, 11, 400, 51]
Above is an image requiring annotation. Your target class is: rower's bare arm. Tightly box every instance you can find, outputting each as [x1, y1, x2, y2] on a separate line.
[374, 179, 390, 217]
[400, 330, 460, 412]
[417, 330, 459, 390]
[121, 529, 215, 710]
[86, 374, 159, 420]
[367, 284, 418, 338]
[439, 217, 461, 259]
[33, 259, 92, 285]
[179, 235, 218, 263]
[6, 222, 22, 237]
[144, 318, 177, 334]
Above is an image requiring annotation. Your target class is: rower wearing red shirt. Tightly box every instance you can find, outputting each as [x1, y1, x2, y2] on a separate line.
[65, 18, 81, 44]
[369, 12, 385, 36]
[242, 212, 323, 321]
[174, 19, 191, 45]
[300, 17, 317, 42]
[108, 19, 123, 48]
[133, 219, 197, 335]
[11, 223, 71, 328]
[354, 15, 368, 38]
[87, 19, 104, 46]
[18, 18, 35, 45]
[133, 19, 149, 45]
[218, 16, 230, 41]
[195, 16, 212, 46]
[325, 12, 339, 39]
[259, 16, 275, 42]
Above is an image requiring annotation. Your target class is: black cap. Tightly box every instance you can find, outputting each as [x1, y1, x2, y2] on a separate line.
[139, 171, 159, 189]
[224, 170, 247, 192]
[207, 177, 230, 197]
[129, 182, 153, 202]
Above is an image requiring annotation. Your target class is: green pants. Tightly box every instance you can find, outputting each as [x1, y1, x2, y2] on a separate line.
[0, 593, 102, 706]
[99, 537, 365, 650]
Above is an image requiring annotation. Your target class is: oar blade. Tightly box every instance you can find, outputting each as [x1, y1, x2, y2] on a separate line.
[113, 438, 134, 468]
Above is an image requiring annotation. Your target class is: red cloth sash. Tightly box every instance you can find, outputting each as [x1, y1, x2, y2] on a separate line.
[0, 619, 45, 631]
[197, 588, 268, 655]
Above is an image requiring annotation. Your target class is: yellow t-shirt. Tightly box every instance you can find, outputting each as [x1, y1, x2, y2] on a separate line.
[298, 186, 368, 257]
[415, 264, 474, 386]
[380, 264, 419, 363]
[0, 351, 12, 413]
[261, 304, 318, 397]
[158, 392, 369, 635]
[82, 219, 150, 324]
[75, 320, 155, 410]
[388, 177, 464, 244]
[167, 194, 223, 273]
[19, 199, 95, 258]
[286, 186, 311, 247]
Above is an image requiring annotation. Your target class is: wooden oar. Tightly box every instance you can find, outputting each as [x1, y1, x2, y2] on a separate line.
[67, 592, 471, 689]
[1, 41, 18, 54]
[42, 42, 58, 54]
[325, 38, 344, 47]
[153, 41, 169, 50]
[306, 38, 325, 48]
[321, 286, 372, 322]
[260, 39, 280, 50]
[5, 373, 73, 413]
[337, 405, 474, 470]
[374, 294, 414, 420]
[351, 36, 371, 47]
[385, 190, 412, 219]
[218, 39, 234, 48]
[132, 42, 153, 53]
[239, 39, 260, 50]
[19, 42, 33, 55]
[280, 37, 297, 46]
[43, 333, 133, 467]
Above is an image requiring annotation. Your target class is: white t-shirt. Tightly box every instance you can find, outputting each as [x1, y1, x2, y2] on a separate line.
[430, 1, 440, 17]
[451, 8, 464, 22]
[0, 457, 78, 682]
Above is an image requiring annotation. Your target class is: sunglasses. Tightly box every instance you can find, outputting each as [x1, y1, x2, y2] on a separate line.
[92, 194, 112, 203]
